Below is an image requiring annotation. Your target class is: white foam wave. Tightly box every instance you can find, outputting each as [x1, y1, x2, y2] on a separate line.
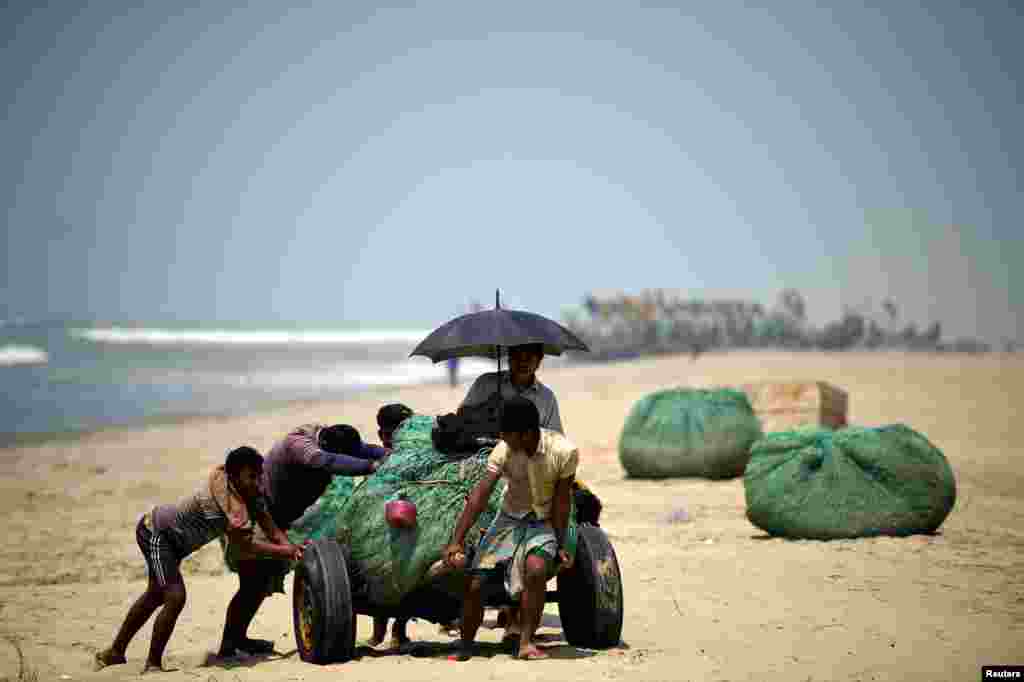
[162, 358, 494, 393]
[344, 358, 495, 387]
[72, 326, 433, 347]
[0, 345, 49, 366]
[208, 358, 495, 391]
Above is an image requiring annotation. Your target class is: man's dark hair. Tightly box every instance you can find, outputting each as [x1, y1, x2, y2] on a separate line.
[500, 396, 540, 433]
[319, 424, 362, 454]
[377, 403, 413, 432]
[509, 343, 544, 357]
[225, 446, 263, 478]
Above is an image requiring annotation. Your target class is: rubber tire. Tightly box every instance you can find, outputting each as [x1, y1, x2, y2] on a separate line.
[292, 539, 356, 664]
[557, 524, 624, 648]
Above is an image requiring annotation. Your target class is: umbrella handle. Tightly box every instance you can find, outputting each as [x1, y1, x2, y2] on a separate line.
[495, 290, 503, 413]
[496, 343, 502, 406]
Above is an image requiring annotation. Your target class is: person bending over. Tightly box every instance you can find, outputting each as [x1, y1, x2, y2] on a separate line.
[218, 423, 385, 657]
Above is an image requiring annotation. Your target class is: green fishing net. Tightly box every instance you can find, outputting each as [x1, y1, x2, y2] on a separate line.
[223, 414, 580, 605]
[744, 425, 956, 539]
[618, 388, 763, 479]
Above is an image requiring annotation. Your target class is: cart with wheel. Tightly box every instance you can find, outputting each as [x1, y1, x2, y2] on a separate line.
[291, 291, 616, 664]
[292, 513, 623, 664]
[289, 415, 623, 665]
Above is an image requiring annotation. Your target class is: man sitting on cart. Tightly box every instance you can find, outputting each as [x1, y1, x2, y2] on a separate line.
[443, 396, 577, 661]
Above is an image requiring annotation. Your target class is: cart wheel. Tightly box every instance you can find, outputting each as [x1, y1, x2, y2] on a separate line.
[292, 539, 356, 664]
[557, 524, 624, 648]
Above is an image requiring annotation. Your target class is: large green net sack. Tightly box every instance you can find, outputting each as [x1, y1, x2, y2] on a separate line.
[744, 425, 956, 539]
[221, 414, 580, 604]
[287, 475, 357, 544]
[618, 388, 763, 479]
[334, 414, 507, 606]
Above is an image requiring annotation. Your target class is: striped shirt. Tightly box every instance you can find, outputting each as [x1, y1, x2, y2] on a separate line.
[150, 487, 267, 558]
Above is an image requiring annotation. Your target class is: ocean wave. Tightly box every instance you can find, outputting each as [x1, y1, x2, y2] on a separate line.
[189, 358, 497, 390]
[0, 345, 49, 366]
[343, 358, 495, 387]
[71, 326, 434, 347]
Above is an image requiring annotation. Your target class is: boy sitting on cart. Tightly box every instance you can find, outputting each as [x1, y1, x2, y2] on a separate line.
[443, 396, 577, 661]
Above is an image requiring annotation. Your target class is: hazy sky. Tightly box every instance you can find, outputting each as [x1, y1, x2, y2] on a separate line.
[2, 2, 1020, 341]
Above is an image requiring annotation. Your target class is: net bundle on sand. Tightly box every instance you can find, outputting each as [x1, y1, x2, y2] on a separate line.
[743, 425, 957, 539]
[618, 387, 763, 479]
[329, 415, 507, 606]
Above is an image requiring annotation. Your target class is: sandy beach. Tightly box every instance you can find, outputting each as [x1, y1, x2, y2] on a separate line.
[0, 351, 1021, 682]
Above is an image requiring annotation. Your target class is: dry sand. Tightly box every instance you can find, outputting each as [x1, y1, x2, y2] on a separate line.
[0, 351, 1021, 681]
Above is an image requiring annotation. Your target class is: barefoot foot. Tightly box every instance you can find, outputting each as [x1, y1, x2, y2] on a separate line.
[517, 644, 548, 661]
[448, 642, 473, 662]
[142, 660, 179, 674]
[238, 638, 274, 654]
[94, 649, 127, 670]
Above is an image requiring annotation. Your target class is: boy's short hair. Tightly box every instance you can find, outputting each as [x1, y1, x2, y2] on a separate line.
[573, 482, 603, 526]
[377, 403, 413, 431]
[319, 424, 362, 454]
[500, 396, 540, 433]
[225, 446, 264, 478]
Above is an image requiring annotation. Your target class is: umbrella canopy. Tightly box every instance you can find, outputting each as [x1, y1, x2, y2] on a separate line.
[409, 291, 590, 363]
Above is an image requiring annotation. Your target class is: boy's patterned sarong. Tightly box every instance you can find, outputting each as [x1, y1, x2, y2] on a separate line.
[470, 511, 559, 599]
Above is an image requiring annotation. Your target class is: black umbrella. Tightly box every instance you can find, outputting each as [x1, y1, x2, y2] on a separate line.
[409, 290, 590, 365]
[412, 291, 588, 450]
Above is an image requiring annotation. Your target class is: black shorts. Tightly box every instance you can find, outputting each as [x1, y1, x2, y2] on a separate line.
[136, 517, 183, 587]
